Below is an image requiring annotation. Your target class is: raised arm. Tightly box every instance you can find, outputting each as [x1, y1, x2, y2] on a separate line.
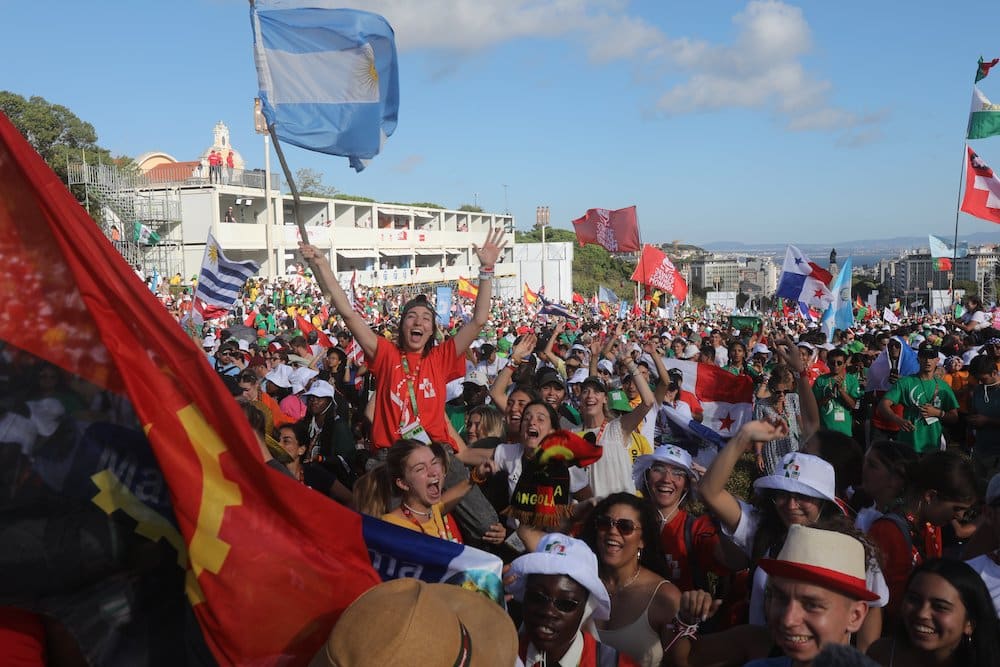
[300, 243, 379, 358]
[540, 321, 565, 366]
[451, 228, 507, 354]
[644, 340, 671, 404]
[698, 419, 788, 534]
[772, 334, 820, 441]
[618, 345, 655, 436]
[489, 333, 537, 411]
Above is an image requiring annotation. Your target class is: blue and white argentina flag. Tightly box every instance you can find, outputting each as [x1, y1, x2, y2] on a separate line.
[251, 3, 399, 171]
[194, 232, 259, 310]
[361, 516, 505, 606]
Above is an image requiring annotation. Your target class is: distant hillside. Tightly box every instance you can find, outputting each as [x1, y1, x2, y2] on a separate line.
[701, 230, 1000, 254]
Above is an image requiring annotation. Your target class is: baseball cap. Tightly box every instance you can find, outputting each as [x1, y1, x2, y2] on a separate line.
[607, 389, 633, 413]
[464, 369, 489, 387]
[302, 379, 336, 399]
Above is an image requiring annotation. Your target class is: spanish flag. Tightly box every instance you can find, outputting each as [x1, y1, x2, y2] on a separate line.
[456, 276, 478, 300]
[0, 111, 379, 664]
[523, 283, 540, 305]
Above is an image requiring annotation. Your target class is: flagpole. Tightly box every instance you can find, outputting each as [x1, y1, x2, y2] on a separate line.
[948, 141, 968, 306]
[267, 125, 310, 246]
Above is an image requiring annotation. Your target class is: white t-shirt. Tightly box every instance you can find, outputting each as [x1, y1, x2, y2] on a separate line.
[964, 310, 991, 331]
[581, 418, 637, 498]
[724, 499, 889, 626]
[965, 554, 1000, 616]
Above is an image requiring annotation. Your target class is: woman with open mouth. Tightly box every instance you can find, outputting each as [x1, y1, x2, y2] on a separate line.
[377, 439, 494, 543]
[867, 559, 1000, 667]
[579, 493, 680, 667]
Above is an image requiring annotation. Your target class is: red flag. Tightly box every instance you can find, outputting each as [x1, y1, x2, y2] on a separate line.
[296, 315, 333, 348]
[456, 276, 478, 300]
[572, 292, 585, 304]
[961, 146, 1000, 224]
[571, 206, 640, 253]
[244, 310, 257, 327]
[629, 245, 688, 302]
[523, 283, 539, 306]
[0, 111, 379, 664]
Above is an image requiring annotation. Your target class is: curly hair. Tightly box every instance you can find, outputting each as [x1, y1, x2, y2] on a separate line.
[579, 492, 672, 581]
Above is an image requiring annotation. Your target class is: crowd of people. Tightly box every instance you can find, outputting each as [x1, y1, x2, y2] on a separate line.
[12, 234, 1000, 666]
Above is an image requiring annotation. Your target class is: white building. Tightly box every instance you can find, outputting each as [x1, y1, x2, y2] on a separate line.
[70, 123, 519, 296]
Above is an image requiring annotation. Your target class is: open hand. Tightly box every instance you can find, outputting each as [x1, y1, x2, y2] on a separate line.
[473, 227, 507, 268]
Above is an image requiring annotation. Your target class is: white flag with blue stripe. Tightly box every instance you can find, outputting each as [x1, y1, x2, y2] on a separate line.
[251, 4, 399, 171]
[194, 232, 259, 311]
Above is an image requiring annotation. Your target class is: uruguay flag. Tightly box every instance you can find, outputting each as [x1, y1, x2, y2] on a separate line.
[251, 5, 399, 171]
[776, 246, 834, 310]
[361, 516, 505, 605]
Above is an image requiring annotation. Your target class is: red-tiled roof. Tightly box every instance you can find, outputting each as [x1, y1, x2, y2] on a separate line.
[145, 161, 200, 183]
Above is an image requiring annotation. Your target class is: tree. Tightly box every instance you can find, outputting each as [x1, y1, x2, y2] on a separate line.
[0, 90, 121, 182]
[293, 167, 337, 198]
[458, 204, 483, 212]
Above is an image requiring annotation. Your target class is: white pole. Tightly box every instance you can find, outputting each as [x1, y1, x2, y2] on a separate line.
[264, 133, 275, 278]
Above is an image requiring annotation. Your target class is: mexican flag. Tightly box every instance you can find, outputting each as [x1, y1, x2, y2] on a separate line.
[933, 257, 952, 271]
[132, 221, 160, 245]
[968, 87, 1000, 140]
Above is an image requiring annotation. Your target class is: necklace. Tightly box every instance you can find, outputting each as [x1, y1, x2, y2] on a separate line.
[657, 504, 681, 526]
[607, 566, 641, 596]
[402, 502, 432, 517]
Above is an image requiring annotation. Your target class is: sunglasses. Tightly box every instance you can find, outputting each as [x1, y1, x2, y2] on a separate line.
[524, 589, 582, 613]
[595, 515, 637, 536]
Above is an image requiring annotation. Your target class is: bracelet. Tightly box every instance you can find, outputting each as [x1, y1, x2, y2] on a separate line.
[478, 270, 494, 281]
[469, 467, 487, 485]
[663, 615, 700, 653]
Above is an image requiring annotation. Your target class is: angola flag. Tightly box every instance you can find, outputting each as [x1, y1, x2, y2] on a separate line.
[0, 111, 379, 664]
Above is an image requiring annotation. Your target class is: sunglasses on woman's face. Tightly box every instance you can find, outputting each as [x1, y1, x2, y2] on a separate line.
[595, 515, 637, 536]
[524, 589, 582, 613]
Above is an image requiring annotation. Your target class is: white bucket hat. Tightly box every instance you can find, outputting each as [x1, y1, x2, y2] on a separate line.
[264, 364, 294, 389]
[753, 452, 836, 503]
[290, 366, 319, 394]
[507, 533, 611, 621]
[632, 444, 696, 491]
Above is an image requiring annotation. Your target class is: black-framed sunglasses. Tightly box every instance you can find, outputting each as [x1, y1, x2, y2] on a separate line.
[524, 589, 582, 613]
[595, 515, 637, 536]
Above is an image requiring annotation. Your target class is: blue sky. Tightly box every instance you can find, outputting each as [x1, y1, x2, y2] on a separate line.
[4, 1, 1000, 245]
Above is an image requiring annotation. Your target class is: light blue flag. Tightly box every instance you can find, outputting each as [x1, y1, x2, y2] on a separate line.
[928, 235, 968, 259]
[435, 286, 452, 327]
[598, 285, 620, 303]
[251, 4, 399, 171]
[821, 257, 853, 341]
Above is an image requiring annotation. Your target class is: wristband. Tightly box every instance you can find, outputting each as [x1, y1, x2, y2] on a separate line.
[478, 269, 494, 281]
[664, 615, 700, 653]
[469, 467, 487, 485]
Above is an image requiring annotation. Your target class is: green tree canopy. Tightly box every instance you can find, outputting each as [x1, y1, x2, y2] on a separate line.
[293, 167, 337, 198]
[0, 90, 121, 181]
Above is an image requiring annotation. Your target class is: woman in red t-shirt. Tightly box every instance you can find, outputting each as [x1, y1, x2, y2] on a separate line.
[866, 451, 978, 628]
[632, 445, 726, 594]
[300, 229, 506, 452]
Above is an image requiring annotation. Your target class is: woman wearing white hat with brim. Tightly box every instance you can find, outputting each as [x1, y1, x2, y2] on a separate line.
[632, 445, 724, 593]
[508, 533, 639, 666]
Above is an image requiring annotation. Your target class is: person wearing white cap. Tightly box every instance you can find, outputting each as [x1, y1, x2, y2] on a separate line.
[632, 445, 721, 592]
[664, 525, 877, 667]
[699, 421, 887, 648]
[507, 533, 638, 666]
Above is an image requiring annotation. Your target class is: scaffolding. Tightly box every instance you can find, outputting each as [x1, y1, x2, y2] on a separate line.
[67, 162, 184, 278]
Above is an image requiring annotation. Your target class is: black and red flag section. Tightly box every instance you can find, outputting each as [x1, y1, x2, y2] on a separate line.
[0, 111, 379, 664]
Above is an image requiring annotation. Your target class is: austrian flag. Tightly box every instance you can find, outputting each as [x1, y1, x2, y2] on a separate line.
[960, 146, 1000, 225]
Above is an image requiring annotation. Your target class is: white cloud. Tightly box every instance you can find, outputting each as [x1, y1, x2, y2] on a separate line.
[392, 154, 425, 173]
[266, 0, 880, 142]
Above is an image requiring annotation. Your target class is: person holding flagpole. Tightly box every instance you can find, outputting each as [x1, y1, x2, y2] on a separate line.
[299, 228, 506, 456]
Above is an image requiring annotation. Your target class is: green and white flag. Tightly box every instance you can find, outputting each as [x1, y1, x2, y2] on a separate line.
[132, 221, 160, 245]
[968, 87, 1000, 140]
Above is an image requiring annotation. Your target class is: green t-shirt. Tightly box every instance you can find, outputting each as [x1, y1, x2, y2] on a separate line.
[812, 373, 861, 436]
[843, 340, 865, 355]
[884, 376, 958, 453]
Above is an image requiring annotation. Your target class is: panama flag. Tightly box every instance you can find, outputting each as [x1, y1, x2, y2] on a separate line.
[662, 359, 754, 438]
[776, 246, 833, 310]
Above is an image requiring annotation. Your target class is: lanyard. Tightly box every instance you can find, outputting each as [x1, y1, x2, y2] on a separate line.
[400, 355, 422, 422]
